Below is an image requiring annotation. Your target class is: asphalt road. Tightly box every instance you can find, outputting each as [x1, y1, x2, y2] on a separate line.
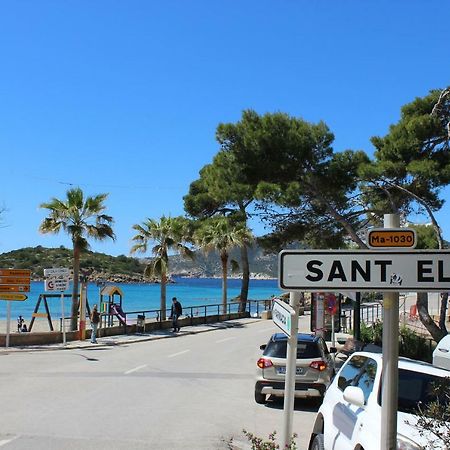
[0, 319, 319, 450]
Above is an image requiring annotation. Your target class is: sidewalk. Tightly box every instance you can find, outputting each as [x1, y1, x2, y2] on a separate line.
[0, 317, 260, 353]
[0, 313, 352, 354]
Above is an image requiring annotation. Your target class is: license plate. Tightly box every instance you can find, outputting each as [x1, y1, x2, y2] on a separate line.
[277, 366, 304, 375]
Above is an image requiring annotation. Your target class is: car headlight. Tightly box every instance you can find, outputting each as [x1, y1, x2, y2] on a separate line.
[397, 434, 423, 450]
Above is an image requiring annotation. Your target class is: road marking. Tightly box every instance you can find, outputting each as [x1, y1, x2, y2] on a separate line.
[258, 327, 275, 333]
[167, 349, 190, 358]
[124, 364, 147, 375]
[215, 337, 236, 343]
[0, 437, 18, 447]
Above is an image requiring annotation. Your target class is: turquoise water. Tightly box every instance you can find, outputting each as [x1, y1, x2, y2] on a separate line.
[0, 277, 280, 320]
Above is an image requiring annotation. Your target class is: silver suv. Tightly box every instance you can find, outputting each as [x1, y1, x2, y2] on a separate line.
[255, 333, 336, 404]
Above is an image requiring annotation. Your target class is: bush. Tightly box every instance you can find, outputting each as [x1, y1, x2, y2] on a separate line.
[399, 326, 433, 363]
[360, 321, 383, 346]
[358, 322, 433, 362]
[241, 430, 298, 450]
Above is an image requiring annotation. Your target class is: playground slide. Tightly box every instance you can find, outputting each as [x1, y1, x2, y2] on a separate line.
[110, 304, 131, 326]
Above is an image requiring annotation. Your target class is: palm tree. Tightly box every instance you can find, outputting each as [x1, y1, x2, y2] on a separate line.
[195, 217, 253, 314]
[131, 216, 194, 321]
[39, 188, 115, 331]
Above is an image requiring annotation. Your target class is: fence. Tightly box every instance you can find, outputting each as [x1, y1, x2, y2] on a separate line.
[58, 299, 273, 332]
[340, 302, 383, 333]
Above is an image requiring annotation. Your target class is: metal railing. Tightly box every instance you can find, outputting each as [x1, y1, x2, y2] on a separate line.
[55, 299, 273, 333]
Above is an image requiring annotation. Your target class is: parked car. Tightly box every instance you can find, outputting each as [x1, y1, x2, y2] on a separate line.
[433, 334, 450, 370]
[308, 351, 450, 450]
[255, 332, 336, 404]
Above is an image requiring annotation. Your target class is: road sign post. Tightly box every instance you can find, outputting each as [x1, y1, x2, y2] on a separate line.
[5, 301, 11, 348]
[381, 215, 400, 450]
[279, 250, 450, 292]
[278, 240, 449, 450]
[0, 269, 31, 348]
[281, 292, 300, 450]
[272, 299, 295, 336]
[44, 268, 70, 346]
[79, 282, 87, 341]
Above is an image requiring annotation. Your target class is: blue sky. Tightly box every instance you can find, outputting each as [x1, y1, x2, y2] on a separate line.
[0, 0, 449, 256]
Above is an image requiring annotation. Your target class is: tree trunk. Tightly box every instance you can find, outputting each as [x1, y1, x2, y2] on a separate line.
[221, 253, 228, 315]
[239, 245, 250, 313]
[439, 293, 449, 333]
[417, 292, 446, 342]
[71, 245, 80, 331]
[160, 271, 167, 321]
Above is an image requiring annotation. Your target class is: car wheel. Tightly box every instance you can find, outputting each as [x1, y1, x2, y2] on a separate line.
[310, 433, 324, 450]
[254, 389, 266, 404]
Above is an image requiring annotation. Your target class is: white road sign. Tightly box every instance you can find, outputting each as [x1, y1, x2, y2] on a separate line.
[45, 278, 69, 292]
[44, 268, 70, 277]
[44, 267, 70, 291]
[272, 299, 295, 337]
[279, 250, 450, 292]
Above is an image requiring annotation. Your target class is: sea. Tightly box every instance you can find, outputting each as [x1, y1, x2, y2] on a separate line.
[0, 277, 281, 321]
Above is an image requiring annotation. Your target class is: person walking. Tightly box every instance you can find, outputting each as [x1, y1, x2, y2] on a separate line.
[90, 304, 100, 343]
[170, 297, 182, 332]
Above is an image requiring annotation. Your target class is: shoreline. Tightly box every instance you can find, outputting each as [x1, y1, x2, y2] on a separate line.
[30, 274, 278, 284]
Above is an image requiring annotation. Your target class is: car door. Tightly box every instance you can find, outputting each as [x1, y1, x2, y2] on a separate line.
[327, 355, 378, 450]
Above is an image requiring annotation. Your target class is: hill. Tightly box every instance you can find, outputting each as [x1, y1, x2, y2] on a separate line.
[0, 245, 278, 281]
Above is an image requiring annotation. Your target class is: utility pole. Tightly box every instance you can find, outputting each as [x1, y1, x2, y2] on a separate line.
[79, 274, 88, 341]
[281, 291, 300, 449]
[354, 292, 361, 341]
[380, 213, 400, 450]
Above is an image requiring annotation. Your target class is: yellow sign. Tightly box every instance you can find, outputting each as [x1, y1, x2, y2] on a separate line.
[0, 284, 30, 292]
[0, 276, 31, 284]
[0, 269, 31, 277]
[32, 312, 48, 318]
[367, 228, 416, 248]
[0, 293, 27, 301]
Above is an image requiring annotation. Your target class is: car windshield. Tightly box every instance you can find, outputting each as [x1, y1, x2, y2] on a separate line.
[263, 340, 321, 359]
[379, 368, 450, 415]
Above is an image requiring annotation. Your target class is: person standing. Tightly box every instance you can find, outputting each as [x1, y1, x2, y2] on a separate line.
[170, 297, 182, 332]
[90, 304, 100, 343]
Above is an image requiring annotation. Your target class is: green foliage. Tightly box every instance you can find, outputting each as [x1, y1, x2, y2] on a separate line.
[360, 321, 383, 346]
[39, 187, 115, 251]
[399, 326, 433, 363]
[0, 246, 146, 279]
[214, 109, 371, 250]
[131, 216, 195, 319]
[409, 377, 450, 449]
[362, 87, 450, 219]
[410, 224, 441, 249]
[241, 430, 298, 450]
[359, 321, 433, 362]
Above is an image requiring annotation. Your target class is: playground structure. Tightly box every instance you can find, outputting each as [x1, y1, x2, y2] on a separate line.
[26, 285, 136, 333]
[100, 285, 137, 329]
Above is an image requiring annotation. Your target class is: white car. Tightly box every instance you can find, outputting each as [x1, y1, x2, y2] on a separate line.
[308, 351, 450, 450]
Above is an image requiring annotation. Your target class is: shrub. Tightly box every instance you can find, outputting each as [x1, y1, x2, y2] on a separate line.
[241, 430, 298, 450]
[359, 322, 433, 362]
[399, 326, 433, 363]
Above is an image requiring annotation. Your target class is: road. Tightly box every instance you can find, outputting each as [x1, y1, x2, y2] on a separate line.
[0, 318, 319, 450]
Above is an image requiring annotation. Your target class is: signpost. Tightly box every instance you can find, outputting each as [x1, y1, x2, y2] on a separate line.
[0, 293, 27, 301]
[272, 293, 300, 450]
[0, 269, 31, 348]
[272, 299, 295, 336]
[324, 294, 337, 347]
[44, 268, 70, 346]
[367, 227, 416, 248]
[279, 250, 450, 291]
[278, 218, 434, 450]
